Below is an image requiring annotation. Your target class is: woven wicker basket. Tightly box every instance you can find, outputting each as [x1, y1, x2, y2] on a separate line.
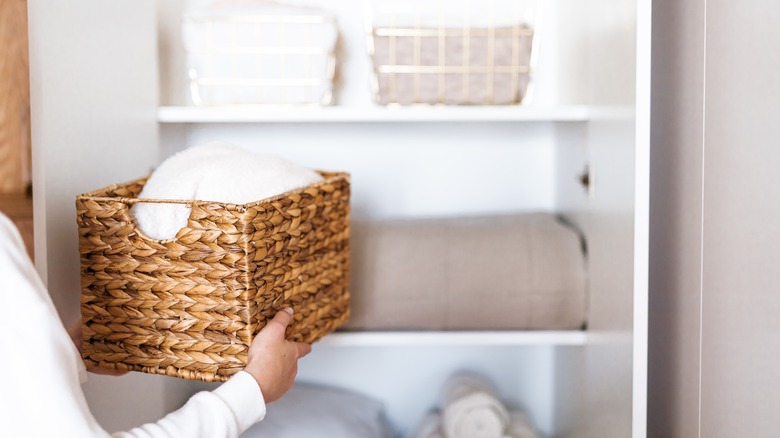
[366, 0, 539, 106]
[76, 171, 350, 382]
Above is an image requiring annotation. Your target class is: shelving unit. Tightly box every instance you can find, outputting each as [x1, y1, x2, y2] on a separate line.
[29, 0, 650, 436]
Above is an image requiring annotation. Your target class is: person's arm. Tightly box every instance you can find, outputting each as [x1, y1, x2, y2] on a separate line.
[113, 371, 264, 438]
[111, 309, 310, 438]
[0, 212, 309, 438]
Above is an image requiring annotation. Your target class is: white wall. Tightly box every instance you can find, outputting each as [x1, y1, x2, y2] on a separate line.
[648, 0, 705, 435]
[699, 2, 780, 435]
[27, 0, 177, 432]
[650, 1, 780, 436]
[28, 0, 159, 322]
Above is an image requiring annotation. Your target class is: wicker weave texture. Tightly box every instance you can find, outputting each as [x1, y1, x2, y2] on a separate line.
[76, 171, 350, 382]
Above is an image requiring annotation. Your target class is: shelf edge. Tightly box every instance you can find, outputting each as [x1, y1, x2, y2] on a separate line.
[157, 105, 593, 123]
[315, 330, 588, 347]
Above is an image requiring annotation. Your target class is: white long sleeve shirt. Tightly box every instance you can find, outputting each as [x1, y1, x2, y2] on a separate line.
[0, 212, 266, 437]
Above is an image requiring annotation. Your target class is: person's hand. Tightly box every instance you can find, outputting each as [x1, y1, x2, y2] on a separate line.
[66, 320, 128, 376]
[244, 308, 312, 403]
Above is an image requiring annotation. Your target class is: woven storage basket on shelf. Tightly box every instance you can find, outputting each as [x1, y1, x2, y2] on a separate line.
[76, 171, 350, 382]
[367, 0, 538, 105]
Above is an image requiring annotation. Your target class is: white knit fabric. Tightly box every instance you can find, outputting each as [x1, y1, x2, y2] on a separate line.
[183, 0, 338, 106]
[131, 142, 323, 240]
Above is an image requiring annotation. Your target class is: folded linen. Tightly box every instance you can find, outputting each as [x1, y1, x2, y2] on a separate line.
[131, 142, 323, 240]
[183, 0, 338, 106]
[346, 213, 587, 330]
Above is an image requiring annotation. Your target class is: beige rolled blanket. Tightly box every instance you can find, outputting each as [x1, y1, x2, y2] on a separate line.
[346, 213, 587, 331]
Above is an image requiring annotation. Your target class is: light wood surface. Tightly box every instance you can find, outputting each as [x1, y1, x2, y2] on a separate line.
[0, 0, 30, 195]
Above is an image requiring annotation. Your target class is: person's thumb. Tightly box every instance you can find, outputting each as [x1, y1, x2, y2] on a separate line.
[264, 307, 294, 335]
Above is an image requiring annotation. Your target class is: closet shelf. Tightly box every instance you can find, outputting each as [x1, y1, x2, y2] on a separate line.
[157, 105, 592, 123]
[317, 330, 587, 347]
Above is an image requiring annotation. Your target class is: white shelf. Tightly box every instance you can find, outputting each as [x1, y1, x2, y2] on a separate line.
[316, 330, 587, 347]
[157, 105, 592, 123]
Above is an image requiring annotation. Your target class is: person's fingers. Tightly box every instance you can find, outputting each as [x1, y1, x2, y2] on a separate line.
[67, 319, 81, 334]
[295, 342, 312, 358]
[264, 308, 294, 335]
[87, 366, 128, 376]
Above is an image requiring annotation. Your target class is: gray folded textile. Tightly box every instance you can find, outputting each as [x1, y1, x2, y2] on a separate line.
[345, 213, 587, 330]
[242, 382, 397, 438]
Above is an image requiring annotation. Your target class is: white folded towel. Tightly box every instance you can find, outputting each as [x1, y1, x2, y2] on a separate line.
[440, 374, 510, 438]
[131, 142, 323, 240]
[183, 0, 338, 106]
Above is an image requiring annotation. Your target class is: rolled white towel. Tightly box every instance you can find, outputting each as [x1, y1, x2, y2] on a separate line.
[131, 142, 323, 240]
[441, 374, 510, 438]
[415, 409, 538, 438]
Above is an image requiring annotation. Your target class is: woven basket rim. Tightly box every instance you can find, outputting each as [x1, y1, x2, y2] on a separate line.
[76, 170, 350, 244]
